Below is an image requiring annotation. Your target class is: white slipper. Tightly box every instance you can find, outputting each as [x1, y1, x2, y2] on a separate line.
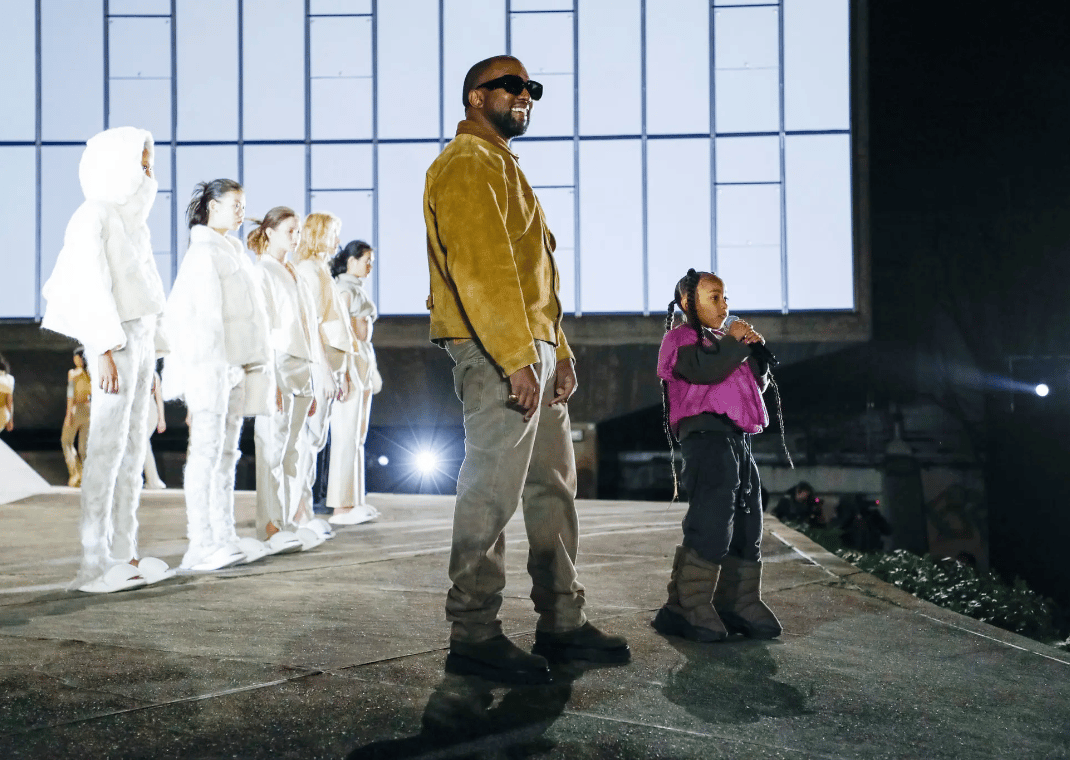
[264, 531, 303, 555]
[189, 543, 246, 572]
[237, 537, 269, 564]
[137, 556, 175, 585]
[296, 526, 326, 551]
[78, 563, 147, 594]
[305, 518, 335, 540]
[328, 504, 380, 526]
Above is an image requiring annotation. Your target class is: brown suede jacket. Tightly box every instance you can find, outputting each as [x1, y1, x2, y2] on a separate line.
[424, 119, 572, 377]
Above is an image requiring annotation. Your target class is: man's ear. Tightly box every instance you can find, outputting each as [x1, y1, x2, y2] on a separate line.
[467, 88, 484, 110]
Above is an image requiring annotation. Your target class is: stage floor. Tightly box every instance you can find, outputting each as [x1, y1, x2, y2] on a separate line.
[1, 489, 1067, 759]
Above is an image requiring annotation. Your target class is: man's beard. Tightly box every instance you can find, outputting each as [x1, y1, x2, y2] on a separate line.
[490, 107, 529, 139]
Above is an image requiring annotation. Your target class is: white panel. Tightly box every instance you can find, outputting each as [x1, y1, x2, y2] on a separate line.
[148, 192, 172, 257]
[0, 0, 37, 141]
[714, 0, 770, 5]
[716, 136, 780, 183]
[42, 0, 104, 141]
[175, 145, 239, 258]
[152, 146, 172, 191]
[536, 188, 576, 314]
[312, 144, 374, 190]
[578, 0, 640, 135]
[0, 148, 37, 318]
[155, 253, 174, 296]
[378, 0, 440, 139]
[785, 134, 853, 309]
[310, 0, 372, 13]
[310, 16, 372, 77]
[377, 143, 439, 315]
[578, 140, 642, 313]
[109, 79, 172, 142]
[513, 0, 573, 9]
[785, 0, 850, 131]
[647, 139, 710, 311]
[109, 17, 171, 78]
[646, 0, 709, 136]
[716, 184, 781, 311]
[40, 147, 87, 292]
[715, 69, 780, 135]
[718, 246, 782, 312]
[443, 0, 506, 129]
[512, 12, 574, 138]
[513, 140, 574, 187]
[242, 145, 306, 227]
[176, 0, 238, 141]
[714, 7, 780, 134]
[311, 79, 374, 140]
[243, 0, 306, 141]
[717, 184, 780, 246]
[111, 0, 171, 13]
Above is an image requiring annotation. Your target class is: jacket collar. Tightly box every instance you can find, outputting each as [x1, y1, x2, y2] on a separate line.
[455, 119, 518, 158]
[190, 224, 244, 256]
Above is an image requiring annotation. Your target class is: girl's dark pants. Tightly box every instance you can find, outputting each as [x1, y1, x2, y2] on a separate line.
[681, 431, 763, 564]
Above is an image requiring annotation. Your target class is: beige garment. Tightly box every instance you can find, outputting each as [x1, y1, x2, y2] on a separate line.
[443, 339, 586, 643]
[0, 372, 14, 429]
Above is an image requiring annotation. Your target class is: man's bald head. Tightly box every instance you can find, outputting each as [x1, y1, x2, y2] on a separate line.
[462, 55, 521, 108]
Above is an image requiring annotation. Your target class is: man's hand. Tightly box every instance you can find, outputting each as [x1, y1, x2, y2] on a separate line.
[549, 358, 577, 406]
[508, 365, 540, 422]
[98, 351, 119, 394]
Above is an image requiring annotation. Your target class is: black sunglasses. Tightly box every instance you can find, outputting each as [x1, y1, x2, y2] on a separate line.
[477, 74, 543, 101]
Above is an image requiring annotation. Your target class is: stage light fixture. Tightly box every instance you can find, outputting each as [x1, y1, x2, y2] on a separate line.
[415, 450, 439, 474]
[1035, 383, 1050, 397]
[377, 455, 389, 466]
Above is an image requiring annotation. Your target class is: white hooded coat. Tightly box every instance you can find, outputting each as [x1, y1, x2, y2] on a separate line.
[42, 127, 167, 358]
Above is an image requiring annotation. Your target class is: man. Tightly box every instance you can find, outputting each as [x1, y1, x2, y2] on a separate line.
[424, 55, 630, 684]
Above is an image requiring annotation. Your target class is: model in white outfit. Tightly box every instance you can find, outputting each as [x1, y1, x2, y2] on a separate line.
[41, 126, 174, 593]
[293, 213, 355, 532]
[163, 180, 273, 571]
[143, 370, 167, 489]
[247, 207, 323, 554]
[328, 242, 383, 525]
[0, 358, 13, 433]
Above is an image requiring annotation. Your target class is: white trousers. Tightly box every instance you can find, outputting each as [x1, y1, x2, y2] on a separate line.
[255, 391, 314, 537]
[297, 369, 334, 522]
[326, 387, 373, 508]
[181, 376, 245, 569]
[143, 398, 164, 488]
[72, 316, 155, 589]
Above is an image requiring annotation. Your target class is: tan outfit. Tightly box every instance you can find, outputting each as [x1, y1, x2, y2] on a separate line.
[0, 372, 13, 430]
[425, 120, 586, 643]
[62, 368, 93, 486]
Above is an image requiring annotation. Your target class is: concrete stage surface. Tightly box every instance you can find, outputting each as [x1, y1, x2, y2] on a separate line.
[1, 489, 1067, 759]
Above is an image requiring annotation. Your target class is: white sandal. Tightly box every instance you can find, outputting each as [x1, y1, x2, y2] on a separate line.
[237, 537, 269, 564]
[77, 563, 147, 594]
[137, 556, 176, 585]
[264, 531, 303, 555]
[296, 526, 326, 551]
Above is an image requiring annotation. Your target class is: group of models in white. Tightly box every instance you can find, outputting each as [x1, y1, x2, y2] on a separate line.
[41, 127, 382, 594]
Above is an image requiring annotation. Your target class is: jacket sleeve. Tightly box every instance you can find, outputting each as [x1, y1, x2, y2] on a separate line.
[41, 203, 127, 356]
[674, 337, 750, 385]
[432, 153, 539, 376]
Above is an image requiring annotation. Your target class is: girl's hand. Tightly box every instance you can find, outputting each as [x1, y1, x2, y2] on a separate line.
[308, 397, 317, 417]
[727, 319, 752, 340]
[98, 351, 120, 394]
[157, 419, 167, 434]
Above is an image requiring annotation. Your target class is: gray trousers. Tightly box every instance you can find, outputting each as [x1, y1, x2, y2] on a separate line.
[444, 339, 587, 643]
[680, 431, 764, 564]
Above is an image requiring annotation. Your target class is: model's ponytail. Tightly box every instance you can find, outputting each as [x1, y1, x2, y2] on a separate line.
[186, 178, 243, 229]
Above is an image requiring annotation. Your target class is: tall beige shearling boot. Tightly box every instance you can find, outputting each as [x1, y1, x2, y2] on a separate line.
[714, 556, 783, 639]
[651, 546, 728, 642]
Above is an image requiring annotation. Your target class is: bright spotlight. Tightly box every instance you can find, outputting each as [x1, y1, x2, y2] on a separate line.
[377, 455, 389, 466]
[415, 450, 439, 474]
[1035, 383, 1050, 397]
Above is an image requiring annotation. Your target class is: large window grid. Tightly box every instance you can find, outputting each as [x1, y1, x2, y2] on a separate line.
[2, 0, 853, 319]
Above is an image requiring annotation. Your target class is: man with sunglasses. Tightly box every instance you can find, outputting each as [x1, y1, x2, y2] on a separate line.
[424, 55, 630, 685]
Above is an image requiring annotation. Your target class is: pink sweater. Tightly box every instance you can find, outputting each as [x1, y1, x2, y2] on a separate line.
[657, 324, 769, 437]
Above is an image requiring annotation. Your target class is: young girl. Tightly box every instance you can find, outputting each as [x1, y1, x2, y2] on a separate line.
[61, 348, 92, 487]
[293, 212, 355, 539]
[42, 126, 173, 593]
[164, 179, 273, 571]
[327, 240, 382, 525]
[652, 268, 782, 642]
[247, 206, 317, 554]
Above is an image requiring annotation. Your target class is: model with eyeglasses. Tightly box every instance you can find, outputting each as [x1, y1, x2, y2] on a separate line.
[423, 55, 630, 684]
[42, 127, 174, 593]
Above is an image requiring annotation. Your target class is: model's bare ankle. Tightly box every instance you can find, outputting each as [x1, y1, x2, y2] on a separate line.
[129, 558, 139, 567]
[265, 522, 279, 538]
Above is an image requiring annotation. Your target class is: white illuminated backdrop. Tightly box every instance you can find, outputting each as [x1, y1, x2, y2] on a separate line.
[0, 0, 853, 318]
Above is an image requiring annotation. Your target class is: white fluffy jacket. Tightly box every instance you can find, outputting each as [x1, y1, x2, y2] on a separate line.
[42, 127, 168, 357]
[164, 225, 271, 415]
[256, 257, 319, 363]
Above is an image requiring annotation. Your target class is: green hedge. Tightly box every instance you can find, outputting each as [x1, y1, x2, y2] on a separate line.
[782, 520, 1063, 645]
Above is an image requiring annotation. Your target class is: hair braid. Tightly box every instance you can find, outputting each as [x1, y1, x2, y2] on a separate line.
[661, 298, 680, 501]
